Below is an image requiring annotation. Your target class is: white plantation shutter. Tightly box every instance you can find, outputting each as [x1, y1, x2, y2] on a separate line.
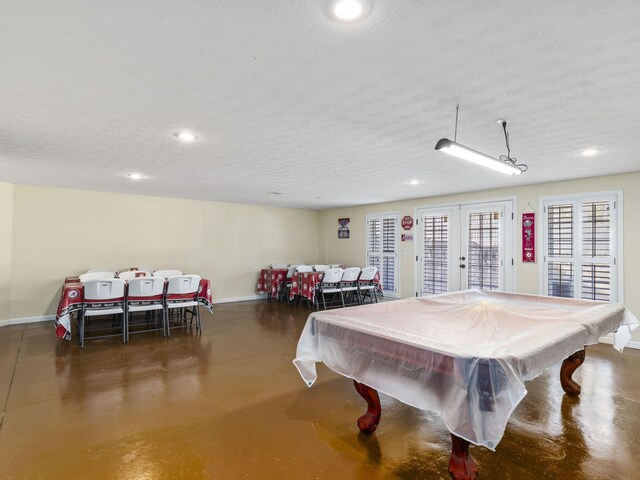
[367, 213, 398, 296]
[466, 211, 501, 290]
[421, 214, 449, 294]
[543, 194, 619, 302]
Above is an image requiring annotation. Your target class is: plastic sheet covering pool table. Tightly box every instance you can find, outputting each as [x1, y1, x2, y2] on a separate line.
[293, 290, 639, 449]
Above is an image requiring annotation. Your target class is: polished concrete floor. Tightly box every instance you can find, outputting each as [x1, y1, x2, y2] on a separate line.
[1, 300, 639, 479]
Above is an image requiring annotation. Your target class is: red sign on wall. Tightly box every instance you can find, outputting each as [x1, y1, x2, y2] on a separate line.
[522, 212, 535, 263]
[401, 215, 413, 230]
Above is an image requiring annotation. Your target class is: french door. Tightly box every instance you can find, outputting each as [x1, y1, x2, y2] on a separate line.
[415, 200, 514, 295]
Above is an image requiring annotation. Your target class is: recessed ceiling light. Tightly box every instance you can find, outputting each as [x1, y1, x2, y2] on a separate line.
[409, 179, 420, 186]
[175, 131, 196, 142]
[581, 149, 599, 156]
[329, 0, 370, 22]
[127, 173, 144, 180]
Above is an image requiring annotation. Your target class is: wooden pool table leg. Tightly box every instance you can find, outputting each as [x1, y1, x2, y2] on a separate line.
[353, 381, 381, 434]
[560, 347, 586, 396]
[448, 434, 478, 480]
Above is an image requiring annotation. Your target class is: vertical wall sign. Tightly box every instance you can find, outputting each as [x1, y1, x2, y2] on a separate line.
[522, 212, 536, 263]
[338, 218, 350, 239]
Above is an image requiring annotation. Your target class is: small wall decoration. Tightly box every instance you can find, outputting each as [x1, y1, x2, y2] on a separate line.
[401, 233, 413, 242]
[522, 212, 536, 263]
[338, 218, 350, 239]
[401, 215, 414, 230]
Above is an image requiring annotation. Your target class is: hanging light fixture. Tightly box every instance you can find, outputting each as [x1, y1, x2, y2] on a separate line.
[435, 106, 528, 175]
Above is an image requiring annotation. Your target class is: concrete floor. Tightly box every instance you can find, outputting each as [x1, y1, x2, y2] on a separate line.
[1, 300, 639, 479]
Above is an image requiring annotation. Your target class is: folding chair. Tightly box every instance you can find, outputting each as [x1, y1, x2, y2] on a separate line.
[126, 276, 166, 341]
[358, 266, 379, 304]
[165, 275, 202, 335]
[118, 270, 151, 281]
[79, 271, 116, 282]
[153, 269, 183, 279]
[80, 278, 126, 348]
[340, 267, 361, 306]
[318, 268, 345, 310]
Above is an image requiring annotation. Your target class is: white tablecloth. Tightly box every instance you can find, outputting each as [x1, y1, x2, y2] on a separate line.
[293, 290, 638, 449]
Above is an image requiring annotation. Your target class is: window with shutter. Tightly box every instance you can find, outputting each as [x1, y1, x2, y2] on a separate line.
[542, 193, 620, 302]
[366, 213, 399, 296]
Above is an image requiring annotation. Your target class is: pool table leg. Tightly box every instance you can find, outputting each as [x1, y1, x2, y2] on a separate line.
[560, 347, 586, 396]
[448, 434, 478, 480]
[353, 381, 381, 434]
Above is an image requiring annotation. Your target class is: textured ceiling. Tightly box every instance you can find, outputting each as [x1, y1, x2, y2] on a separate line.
[1, 1, 640, 210]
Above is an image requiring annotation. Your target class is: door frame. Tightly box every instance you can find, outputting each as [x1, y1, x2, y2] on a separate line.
[413, 197, 517, 296]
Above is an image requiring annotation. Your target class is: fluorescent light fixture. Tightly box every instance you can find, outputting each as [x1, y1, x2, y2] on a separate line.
[328, 0, 370, 22]
[581, 149, 599, 156]
[408, 179, 420, 185]
[127, 173, 143, 180]
[435, 138, 524, 175]
[175, 131, 196, 142]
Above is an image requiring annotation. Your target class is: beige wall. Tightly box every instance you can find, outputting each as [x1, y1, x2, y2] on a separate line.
[0, 182, 13, 319]
[320, 172, 640, 341]
[2, 184, 321, 320]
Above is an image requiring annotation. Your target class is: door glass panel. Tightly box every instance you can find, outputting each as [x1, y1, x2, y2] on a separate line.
[548, 262, 574, 298]
[467, 212, 500, 290]
[422, 214, 449, 294]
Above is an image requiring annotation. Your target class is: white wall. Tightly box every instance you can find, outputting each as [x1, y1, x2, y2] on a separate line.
[2, 184, 321, 321]
[319, 172, 640, 341]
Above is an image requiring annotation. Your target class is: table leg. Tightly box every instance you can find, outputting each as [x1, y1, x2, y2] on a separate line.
[448, 434, 478, 480]
[560, 347, 586, 396]
[353, 381, 381, 434]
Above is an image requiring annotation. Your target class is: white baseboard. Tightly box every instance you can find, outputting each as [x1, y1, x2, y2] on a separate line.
[0, 314, 55, 328]
[598, 333, 640, 350]
[212, 294, 267, 304]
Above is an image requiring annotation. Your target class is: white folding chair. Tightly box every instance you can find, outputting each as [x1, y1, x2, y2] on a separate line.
[153, 269, 183, 279]
[340, 267, 362, 306]
[313, 265, 329, 272]
[86, 268, 115, 274]
[165, 275, 202, 335]
[329, 264, 342, 269]
[79, 271, 116, 282]
[126, 276, 166, 341]
[80, 278, 126, 348]
[270, 263, 288, 269]
[296, 265, 313, 273]
[118, 270, 151, 281]
[279, 265, 298, 302]
[358, 266, 379, 304]
[318, 268, 345, 310]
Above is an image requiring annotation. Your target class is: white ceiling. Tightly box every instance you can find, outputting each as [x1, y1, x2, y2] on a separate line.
[1, 1, 640, 210]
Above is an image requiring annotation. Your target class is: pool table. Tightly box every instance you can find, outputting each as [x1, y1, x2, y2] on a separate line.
[293, 290, 638, 479]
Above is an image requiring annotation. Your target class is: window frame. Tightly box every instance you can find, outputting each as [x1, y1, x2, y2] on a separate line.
[539, 190, 623, 303]
[366, 211, 400, 298]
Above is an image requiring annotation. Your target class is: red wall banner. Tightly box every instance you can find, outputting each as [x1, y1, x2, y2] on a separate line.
[522, 212, 535, 263]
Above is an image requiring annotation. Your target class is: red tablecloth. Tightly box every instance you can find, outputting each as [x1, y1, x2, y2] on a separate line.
[289, 271, 384, 304]
[256, 268, 288, 298]
[55, 278, 214, 340]
[289, 272, 324, 303]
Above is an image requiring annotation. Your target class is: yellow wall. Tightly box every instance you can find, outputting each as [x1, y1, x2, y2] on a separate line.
[2, 184, 321, 320]
[319, 172, 640, 340]
[2, 173, 639, 343]
[0, 182, 13, 319]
